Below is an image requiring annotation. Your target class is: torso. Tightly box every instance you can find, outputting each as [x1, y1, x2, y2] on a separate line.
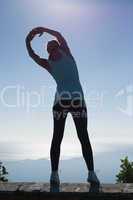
[48, 48, 85, 105]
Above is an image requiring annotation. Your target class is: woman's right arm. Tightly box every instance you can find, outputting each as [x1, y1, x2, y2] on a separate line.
[25, 31, 50, 71]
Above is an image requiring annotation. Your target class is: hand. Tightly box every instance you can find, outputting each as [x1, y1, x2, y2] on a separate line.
[31, 27, 45, 34]
[26, 28, 40, 42]
[26, 27, 48, 42]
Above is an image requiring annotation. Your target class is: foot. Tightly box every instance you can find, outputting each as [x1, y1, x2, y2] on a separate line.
[50, 171, 60, 186]
[87, 171, 100, 184]
[87, 171, 101, 193]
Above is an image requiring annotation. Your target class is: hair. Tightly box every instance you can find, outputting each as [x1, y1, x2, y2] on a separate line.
[47, 40, 60, 53]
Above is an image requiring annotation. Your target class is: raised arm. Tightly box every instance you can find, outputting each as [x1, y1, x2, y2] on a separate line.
[33, 27, 72, 56]
[25, 30, 50, 72]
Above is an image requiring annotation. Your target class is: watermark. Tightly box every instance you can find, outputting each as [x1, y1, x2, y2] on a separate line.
[0, 84, 105, 113]
[115, 84, 133, 117]
[53, 109, 87, 120]
[1, 83, 133, 118]
[0, 85, 49, 112]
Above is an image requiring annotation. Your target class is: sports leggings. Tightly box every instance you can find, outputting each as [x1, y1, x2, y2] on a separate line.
[50, 99, 94, 172]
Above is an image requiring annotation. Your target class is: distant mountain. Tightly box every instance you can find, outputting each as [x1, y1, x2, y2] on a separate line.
[3, 148, 133, 183]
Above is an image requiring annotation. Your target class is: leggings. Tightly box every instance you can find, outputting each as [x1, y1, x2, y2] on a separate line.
[50, 99, 94, 172]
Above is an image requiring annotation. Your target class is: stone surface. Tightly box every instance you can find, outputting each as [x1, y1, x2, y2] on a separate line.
[0, 182, 132, 193]
[0, 182, 133, 200]
[0, 182, 22, 192]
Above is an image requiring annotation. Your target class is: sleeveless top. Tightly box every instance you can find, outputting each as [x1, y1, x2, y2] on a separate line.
[48, 49, 85, 105]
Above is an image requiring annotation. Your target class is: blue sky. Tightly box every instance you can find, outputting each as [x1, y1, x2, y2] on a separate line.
[0, 0, 133, 160]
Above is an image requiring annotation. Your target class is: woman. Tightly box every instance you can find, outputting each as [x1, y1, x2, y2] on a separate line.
[26, 27, 100, 192]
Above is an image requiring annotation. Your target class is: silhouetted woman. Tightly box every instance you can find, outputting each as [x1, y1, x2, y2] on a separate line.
[26, 27, 100, 191]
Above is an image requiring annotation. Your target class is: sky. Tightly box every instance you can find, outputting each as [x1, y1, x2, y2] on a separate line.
[0, 0, 133, 161]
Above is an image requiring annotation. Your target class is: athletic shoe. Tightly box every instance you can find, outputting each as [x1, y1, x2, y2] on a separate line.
[50, 171, 60, 185]
[87, 171, 100, 184]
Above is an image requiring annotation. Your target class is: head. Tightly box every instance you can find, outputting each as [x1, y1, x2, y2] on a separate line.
[47, 40, 60, 54]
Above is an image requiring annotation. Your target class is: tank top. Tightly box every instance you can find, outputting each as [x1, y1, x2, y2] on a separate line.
[48, 49, 85, 105]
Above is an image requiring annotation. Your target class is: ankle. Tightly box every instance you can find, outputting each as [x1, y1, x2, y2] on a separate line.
[51, 170, 58, 174]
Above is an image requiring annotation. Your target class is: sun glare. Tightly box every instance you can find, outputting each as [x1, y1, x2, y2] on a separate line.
[47, 0, 83, 17]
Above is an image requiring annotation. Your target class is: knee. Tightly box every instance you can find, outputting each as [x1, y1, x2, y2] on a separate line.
[78, 131, 90, 146]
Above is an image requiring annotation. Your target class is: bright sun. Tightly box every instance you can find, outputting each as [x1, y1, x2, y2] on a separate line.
[47, 0, 83, 17]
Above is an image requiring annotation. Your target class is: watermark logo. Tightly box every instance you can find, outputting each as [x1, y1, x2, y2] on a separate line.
[115, 85, 133, 117]
[1, 83, 133, 117]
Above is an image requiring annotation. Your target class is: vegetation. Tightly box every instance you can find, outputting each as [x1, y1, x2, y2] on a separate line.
[0, 161, 8, 182]
[116, 156, 133, 183]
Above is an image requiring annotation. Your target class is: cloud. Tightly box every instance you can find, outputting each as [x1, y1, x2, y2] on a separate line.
[0, 138, 133, 161]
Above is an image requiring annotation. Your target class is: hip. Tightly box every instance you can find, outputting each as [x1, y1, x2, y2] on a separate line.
[53, 98, 87, 111]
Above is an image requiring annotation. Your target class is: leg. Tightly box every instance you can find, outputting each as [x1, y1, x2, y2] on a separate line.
[50, 103, 67, 172]
[71, 106, 94, 171]
[71, 105, 100, 190]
